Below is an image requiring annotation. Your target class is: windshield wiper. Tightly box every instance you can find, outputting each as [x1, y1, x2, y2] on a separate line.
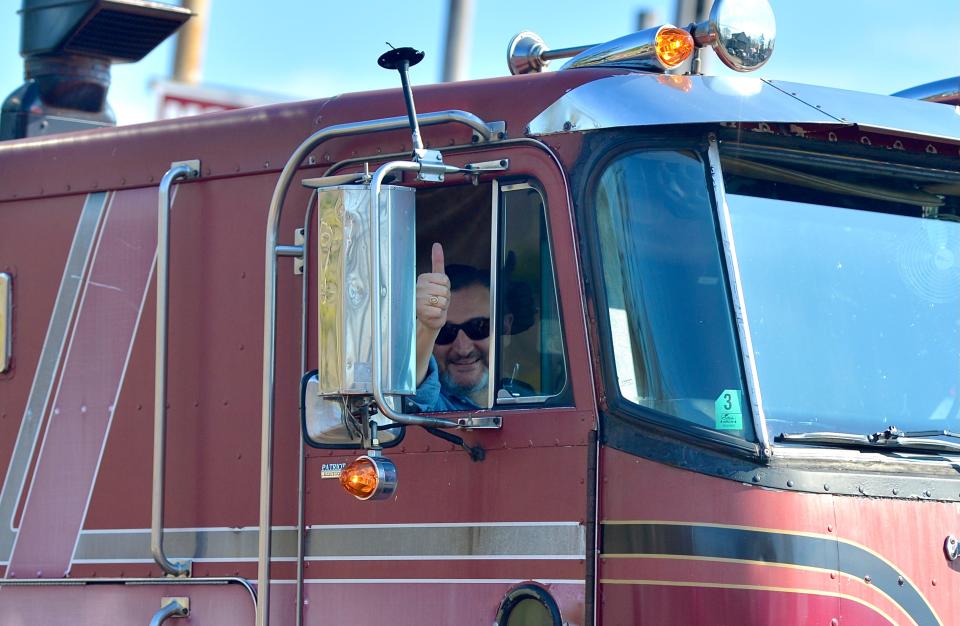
[777, 426, 960, 454]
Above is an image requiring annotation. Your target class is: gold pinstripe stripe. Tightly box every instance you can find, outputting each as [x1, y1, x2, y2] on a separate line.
[601, 553, 918, 626]
[601, 519, 940, 625]
[599, 579, 901, 626]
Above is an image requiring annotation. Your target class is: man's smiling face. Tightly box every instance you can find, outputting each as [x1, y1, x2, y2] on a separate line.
[433, 283, 490, 399]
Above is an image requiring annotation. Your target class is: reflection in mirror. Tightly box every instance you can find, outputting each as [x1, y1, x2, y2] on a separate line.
[301, 372, 402, 448]
[706, 0, 776, 71]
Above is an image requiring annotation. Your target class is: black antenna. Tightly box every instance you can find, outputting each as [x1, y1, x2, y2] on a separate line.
[378, 46, 426, 155]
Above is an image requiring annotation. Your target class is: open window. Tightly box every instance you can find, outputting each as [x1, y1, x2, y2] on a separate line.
[414, 179, 568, 411]
[303, 170, 572, 447]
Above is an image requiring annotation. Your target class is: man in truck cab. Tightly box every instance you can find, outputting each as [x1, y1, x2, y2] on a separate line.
[410, 243, 498, 411]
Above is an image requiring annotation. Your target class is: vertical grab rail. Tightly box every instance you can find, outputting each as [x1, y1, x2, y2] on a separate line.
[153, 161, 200, 577]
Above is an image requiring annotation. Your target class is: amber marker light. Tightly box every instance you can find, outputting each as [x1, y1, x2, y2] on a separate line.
[340, 455, 398, 501]
[655, 27, 694, 68]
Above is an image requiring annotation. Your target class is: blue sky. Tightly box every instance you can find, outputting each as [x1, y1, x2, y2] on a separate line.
[1, 0, 957, 126]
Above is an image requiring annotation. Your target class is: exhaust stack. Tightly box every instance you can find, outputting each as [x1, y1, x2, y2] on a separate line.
[1, 0, 192, 140]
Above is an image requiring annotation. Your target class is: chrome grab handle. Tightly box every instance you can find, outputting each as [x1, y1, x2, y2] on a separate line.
[258, 109, 501, 626]
[368, 160, 502, 430]
[149, 598, 189, 626]
[153, 161, 199, 578]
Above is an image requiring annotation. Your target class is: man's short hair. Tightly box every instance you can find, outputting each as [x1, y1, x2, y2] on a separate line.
[446, 264, 489, 291]
[445, 264, 536, 335]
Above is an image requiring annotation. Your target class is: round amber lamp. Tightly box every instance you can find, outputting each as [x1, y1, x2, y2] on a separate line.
[340, 457, 379, 499]
[656, 27, 695, 68]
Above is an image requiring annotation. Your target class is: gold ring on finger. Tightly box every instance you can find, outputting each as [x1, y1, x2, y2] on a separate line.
[429, 295, 439, 305]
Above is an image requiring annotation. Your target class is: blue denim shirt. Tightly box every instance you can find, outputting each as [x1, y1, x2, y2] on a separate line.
[408, 356, 480, 412]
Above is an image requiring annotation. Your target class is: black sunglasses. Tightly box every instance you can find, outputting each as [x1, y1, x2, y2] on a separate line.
[435, 317, 490, 345]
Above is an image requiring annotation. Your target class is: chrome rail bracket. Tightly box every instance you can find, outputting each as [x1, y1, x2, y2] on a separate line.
[414, 148, 445, 182]
[150, 597, 189, 626]
[0, 272, 11, 373]
[293, 228, 305, 275]
[170, 160, 200, 180]
[945, 535, 959, 561]
[456, 416, 503, 429]
[474, 120, 507, 143]
[463, 158, 510, 184]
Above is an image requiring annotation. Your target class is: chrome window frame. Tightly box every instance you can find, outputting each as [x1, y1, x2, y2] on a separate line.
[579, 135, 760, 456]
[494, 180, 569, 406]
[705, 136, 771, 455]
[486, 179, 500, 409]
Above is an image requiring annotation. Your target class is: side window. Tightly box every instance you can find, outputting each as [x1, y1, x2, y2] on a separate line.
[495, 183, 568, 405]
[413, 180, 567, 412]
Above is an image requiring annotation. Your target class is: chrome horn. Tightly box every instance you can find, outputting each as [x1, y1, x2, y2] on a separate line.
[507, 0, 776, 76]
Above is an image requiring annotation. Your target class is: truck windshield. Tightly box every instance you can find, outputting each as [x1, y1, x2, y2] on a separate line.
[722, 151, 960, 439]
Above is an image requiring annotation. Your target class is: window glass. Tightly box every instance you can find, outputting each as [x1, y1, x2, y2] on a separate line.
[496, 183, 567, 404]
[723, 154, 960, 438]
[594, 150, 754, 439]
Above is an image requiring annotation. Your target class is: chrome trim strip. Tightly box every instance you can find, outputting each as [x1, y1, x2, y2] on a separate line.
[763, 79, 960, 142]
[527, 74, 960, 143]
[0, 576, 257, 607]
[528, 74, 837, 136]
[297, 578, 583, 584]
[487, 179, 500, 409]
[706, 137, 770, 455]
[892, 76, 960, 104]
[0, 192, 107, 564]
[73, 523, 586, 561]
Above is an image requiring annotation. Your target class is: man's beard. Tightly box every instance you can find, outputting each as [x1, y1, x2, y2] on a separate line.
[440, 359, 489, 399]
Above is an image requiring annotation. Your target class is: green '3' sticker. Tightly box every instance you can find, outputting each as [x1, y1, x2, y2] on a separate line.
[715, 389, 744, 430]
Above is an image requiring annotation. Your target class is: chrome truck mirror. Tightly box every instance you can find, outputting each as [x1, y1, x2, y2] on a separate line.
[309, 183, 417, 440]
[300, 372, 402, 448]
[692, 0, 776, 72]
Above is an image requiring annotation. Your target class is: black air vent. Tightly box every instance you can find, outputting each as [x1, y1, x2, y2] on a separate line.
[65, 8, 188, 62]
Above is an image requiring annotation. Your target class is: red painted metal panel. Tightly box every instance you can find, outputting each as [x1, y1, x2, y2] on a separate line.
[0, 69, 618, 203]
[0, 196, 83, 498]
[599, 585, 889, 626]
[834, 494, 957, 626]
[600, 450, 836, 532]
[0, 68, 603, 624]
[0, 583, 254, 625]
[598, 447, 959, 625]
[297, 581, 583, 626]
[9, 188, 156, 578]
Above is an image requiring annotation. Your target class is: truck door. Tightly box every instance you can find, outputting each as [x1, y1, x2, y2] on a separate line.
[294, 141, 598, 625]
